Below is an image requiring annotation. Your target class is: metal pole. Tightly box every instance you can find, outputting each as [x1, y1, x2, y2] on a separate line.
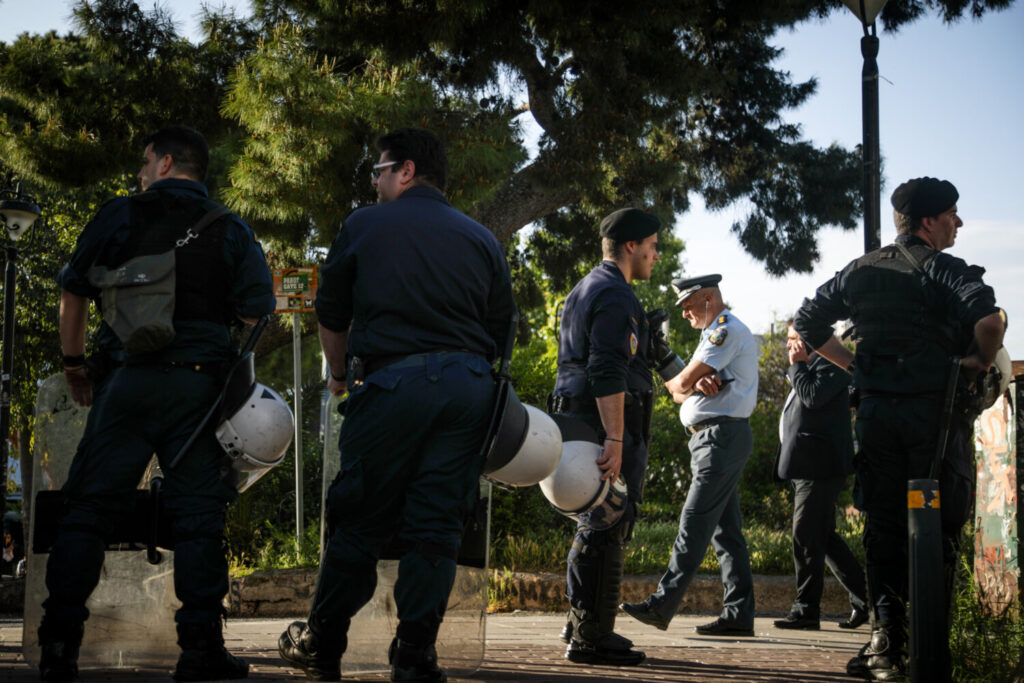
[908, 478, 945, 681]
[0, 246, 18, 524]
[292, 313, 303, 550]
[861, 33, 881, 253]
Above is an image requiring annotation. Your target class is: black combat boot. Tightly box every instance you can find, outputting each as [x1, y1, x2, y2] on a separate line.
[38, 620, 83, 682]
[173, 619, 249, 681]
[847, 625, 906, 681]
[565, 543, 644, 666]
[389, 638, 446, 682]
[278, 620, 345, 681]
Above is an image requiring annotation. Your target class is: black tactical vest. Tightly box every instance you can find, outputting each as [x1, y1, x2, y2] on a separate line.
[845, 242, 962, 394]
[98, 190, 233, 325]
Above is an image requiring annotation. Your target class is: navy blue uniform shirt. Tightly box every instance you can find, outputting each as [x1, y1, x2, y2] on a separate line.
[57, 178, 276, 362]
[554, 260, 653, 401]
[315, 185, 515, 361]
[795, 233, 997, 352]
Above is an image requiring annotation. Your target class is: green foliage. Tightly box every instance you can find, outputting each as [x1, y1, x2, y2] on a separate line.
[490, 516, 864, 576]
[950, 552, 1024, 682]
[0, 0, 249, 190]
[222, 23, 526, 247]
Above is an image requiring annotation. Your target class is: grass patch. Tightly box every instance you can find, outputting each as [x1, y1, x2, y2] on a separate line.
[491, 514, 865, 576]
[950, 557, 1024, 682]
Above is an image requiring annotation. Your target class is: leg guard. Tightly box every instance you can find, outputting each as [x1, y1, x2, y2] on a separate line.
[566, 542, 644, 666]
[38, 619, 83, 683]
[173, 619, 248, 682]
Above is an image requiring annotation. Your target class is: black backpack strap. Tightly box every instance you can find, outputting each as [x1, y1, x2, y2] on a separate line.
[175, 203, 232, 248]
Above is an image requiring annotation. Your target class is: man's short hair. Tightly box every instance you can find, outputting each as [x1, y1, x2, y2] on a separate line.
[376, 128, 448, 192]
[602, 237, 624, 260]
[893, 210, 923, 236]
[142, 126, 209, 182]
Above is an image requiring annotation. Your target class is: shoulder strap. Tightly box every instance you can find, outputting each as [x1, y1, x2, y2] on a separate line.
[893, 241, 934, 283]
[175, 203, 232, 248]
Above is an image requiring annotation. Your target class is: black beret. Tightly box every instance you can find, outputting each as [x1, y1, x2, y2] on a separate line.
[891, 177, 959, 218]
[671, 273, 722, 306]
[599, 208, 660, 242]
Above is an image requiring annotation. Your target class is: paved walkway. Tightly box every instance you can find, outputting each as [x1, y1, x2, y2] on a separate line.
[0, 613, 866, 682]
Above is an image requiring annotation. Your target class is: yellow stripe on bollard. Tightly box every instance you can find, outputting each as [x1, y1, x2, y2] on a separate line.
[907, 489, 941, 509]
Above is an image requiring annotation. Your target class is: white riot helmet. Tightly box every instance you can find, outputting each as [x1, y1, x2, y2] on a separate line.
[538, 415, 628, 530]
[214, 353, 294, 492]
[482, 383, 562, 486]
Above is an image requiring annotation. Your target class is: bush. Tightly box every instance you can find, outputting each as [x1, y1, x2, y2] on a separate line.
[490, 516, 865, 576]
[950, 553, 1024, 681]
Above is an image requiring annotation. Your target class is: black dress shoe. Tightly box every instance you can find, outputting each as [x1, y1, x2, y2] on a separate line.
[694, 618, 754, 637]
[620, 600, 670, 631]
[773, 613, 820, 630]
[838, 608, 870, 629]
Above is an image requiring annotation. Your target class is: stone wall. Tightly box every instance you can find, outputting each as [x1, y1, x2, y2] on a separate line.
[224, 570, 855, 618]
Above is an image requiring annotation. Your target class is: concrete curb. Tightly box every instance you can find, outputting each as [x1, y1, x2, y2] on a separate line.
[225, 568, 857, 618]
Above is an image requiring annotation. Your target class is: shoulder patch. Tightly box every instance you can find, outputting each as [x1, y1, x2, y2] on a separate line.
[709, 327, 728, 346]
[629, 332, 638, 355]
[718, 314, 728, 324]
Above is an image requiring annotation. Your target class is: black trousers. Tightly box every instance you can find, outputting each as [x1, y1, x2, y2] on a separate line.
[854, 395, 973, 630]
[789, 477, 868, 617]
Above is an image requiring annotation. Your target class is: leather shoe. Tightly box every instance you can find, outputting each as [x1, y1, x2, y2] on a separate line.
[839, 608, 869, 629]
[565, 633, 645, 666]
[619, 600, 670, 631]
[694, 618, 754, 637]
[773, 613, 820, 630]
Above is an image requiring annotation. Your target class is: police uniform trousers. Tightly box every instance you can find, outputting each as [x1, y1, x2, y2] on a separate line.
[309, 352, 494, 648]
[562, 412, 648, 613]
[43, 365, 238, 629]
[647, 421, 755, 626]
[854, 395, 973, 629]
[790, 477, 868, 618]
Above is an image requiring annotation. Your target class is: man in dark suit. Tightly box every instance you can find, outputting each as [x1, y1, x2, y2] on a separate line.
[773, 320, 868, 630]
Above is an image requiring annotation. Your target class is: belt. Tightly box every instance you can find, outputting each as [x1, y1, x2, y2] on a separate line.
[360, 349, 469, 377]
[686, 416, 748, 435]
[123, 359, 226, 376]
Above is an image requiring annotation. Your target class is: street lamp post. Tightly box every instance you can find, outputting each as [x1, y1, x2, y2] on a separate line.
[0, 183, 41, 531]
[841, 0, 889, 255]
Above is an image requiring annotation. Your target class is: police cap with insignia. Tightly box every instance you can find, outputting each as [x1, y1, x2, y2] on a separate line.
[671, 273, 722, 306]
[891, 177, 959, 219]
[599, 208, 660, 242]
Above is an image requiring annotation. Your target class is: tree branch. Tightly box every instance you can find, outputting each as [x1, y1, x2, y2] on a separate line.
[473, 161, 579, 242]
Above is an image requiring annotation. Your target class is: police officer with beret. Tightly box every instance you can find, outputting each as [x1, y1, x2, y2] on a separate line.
[550, 207, 660, 666]
[41, 125, 275, 682]
[622, 274, 759, 637]
[279, 128, 516, 682]
[794, 177, 1005, 681]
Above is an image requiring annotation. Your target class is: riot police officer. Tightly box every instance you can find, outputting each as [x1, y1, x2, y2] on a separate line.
[41, 125, 275, 682]
[278, 128, 516, 682]
[549, 207, 660, 666]
[794, 177, 1005, 681]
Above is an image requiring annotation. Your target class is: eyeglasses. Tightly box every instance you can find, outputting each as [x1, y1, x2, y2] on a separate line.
[370, 161, 398, 179]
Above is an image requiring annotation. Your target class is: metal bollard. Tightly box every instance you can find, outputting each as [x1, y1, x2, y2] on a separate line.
[907, 478, 947, 682]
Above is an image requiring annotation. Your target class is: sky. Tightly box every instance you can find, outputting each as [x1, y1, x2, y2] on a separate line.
[2, 0, 1023, 354]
